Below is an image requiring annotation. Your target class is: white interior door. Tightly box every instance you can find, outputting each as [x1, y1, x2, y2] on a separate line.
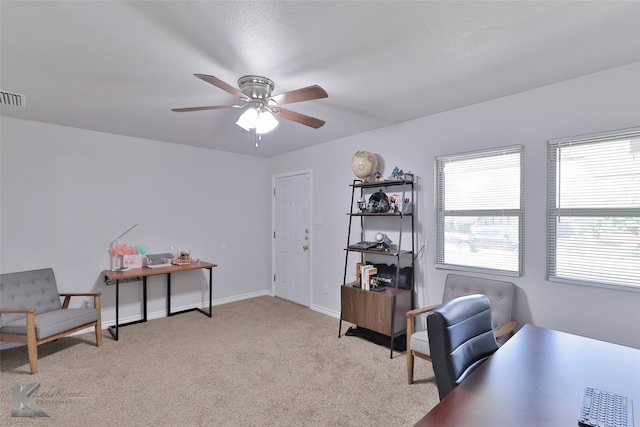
[274, 172, 311, 306]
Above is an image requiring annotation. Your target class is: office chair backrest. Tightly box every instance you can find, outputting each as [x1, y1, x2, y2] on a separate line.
[427, 294, 499, 400]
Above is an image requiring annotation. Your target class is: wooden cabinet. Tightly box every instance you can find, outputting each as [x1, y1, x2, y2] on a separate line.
[339, 178, 416, 357]
[341, 284, 412, 337]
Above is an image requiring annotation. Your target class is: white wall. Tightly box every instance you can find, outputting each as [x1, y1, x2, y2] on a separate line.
[0, 118, 271, 329]
[268, 62, 640, 349]
[2, 63, 639, 349]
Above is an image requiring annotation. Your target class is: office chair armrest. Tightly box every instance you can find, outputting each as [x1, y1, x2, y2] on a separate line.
[494, 320, 518, 340]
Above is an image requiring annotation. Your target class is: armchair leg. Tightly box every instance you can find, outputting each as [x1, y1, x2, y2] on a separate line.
[95, 325, 102, 347]
[26, 312, 38, 374]
[94, 295, 102, 347]
[407, 352, 414, 385]
[406, 320, 414, 384]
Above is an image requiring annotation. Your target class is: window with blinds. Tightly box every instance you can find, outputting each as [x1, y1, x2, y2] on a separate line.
[435, 145, 524, 276]
[547, 128, 640, 291]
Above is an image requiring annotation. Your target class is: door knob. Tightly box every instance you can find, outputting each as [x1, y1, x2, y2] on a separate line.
[303, 245, 309, 251]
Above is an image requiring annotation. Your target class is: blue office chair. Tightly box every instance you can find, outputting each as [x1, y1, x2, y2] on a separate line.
[427, 294, 499, 400]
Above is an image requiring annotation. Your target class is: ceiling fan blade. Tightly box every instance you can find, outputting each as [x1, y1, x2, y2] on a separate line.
[194, 74, 249, 101]
[277, 108, 326, 129]
[269, 85, 328, 106]
[171, 105, 237, 112]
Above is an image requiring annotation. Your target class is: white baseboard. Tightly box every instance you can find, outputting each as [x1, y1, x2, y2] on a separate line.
[0, 290, 270, 350]
[101, 289, 269, 328]
[311, 304, 339, 319]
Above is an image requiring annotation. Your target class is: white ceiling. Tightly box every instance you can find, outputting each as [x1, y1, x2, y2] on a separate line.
[1, 1, 639, 158]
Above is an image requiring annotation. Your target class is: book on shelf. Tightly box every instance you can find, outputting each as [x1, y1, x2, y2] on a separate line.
[360, 265, 378, 291]
[360, 264, 372, 290]
[365, 268, 377, 291]
[355, 262, 363, 286]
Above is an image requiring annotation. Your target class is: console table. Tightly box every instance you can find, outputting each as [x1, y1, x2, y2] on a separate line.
[102, 261, 217, 340]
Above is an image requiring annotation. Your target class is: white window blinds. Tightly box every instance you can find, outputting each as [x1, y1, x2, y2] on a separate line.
[547, 128, 640, 291]
[436, 145, 524, 276]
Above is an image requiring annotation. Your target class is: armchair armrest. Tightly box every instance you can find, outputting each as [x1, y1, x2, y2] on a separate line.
[0, 308, 36, 314]
[0, 308, 36, 346]
[494, 319, 518, 340]
[406, 303, 441, 341]
[406, 304, 440, 320]
[59, 292, 101, 309]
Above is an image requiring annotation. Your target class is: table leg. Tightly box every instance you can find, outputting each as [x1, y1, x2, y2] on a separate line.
[166, 267, 213, 317]
[207, 267, 213, 317]
[107, 275, 147, 340]
[107, 278, 120, 341]
[143, 276, 148, 321]
[166, 272, 172, 316]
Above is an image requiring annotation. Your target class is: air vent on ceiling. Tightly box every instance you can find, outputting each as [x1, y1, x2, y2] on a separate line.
[1, 90, 26, 108]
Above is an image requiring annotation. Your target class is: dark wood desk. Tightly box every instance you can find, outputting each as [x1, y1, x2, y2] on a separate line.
[415, 324, 640, 426]
[103, 261, 217, 340]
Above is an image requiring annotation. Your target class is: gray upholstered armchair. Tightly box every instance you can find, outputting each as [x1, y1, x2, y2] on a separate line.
[0, 268, 102, 374]
[406, 273, 517, 384]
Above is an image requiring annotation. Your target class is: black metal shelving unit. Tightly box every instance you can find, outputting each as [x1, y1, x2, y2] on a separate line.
[338, 178, 415, 358]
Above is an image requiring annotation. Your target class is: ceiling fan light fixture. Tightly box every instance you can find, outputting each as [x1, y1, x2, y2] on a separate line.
[235, 104, 279, 134]
[256, 109, 278, 134]
[235, 106, 258, 132]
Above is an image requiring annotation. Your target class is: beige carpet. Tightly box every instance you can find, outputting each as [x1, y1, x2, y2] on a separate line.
[0, 296, 439, 426]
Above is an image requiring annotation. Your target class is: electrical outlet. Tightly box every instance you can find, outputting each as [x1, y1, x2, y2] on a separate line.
[84, 298, 92, 308]
[322, 284, 328, 294]
[201, 281, 207, 290]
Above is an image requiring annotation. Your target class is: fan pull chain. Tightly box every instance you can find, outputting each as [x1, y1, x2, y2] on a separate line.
[255, 132, 261, 148]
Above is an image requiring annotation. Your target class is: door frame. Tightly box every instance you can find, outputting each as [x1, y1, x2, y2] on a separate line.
[271, 169, 313, 305]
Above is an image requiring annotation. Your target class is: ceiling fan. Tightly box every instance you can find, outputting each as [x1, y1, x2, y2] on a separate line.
[172, 74, 328, 143]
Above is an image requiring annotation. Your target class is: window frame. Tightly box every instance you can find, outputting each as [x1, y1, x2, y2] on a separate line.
[547, 127, 640, 292]
[435, 145, 525, 277]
